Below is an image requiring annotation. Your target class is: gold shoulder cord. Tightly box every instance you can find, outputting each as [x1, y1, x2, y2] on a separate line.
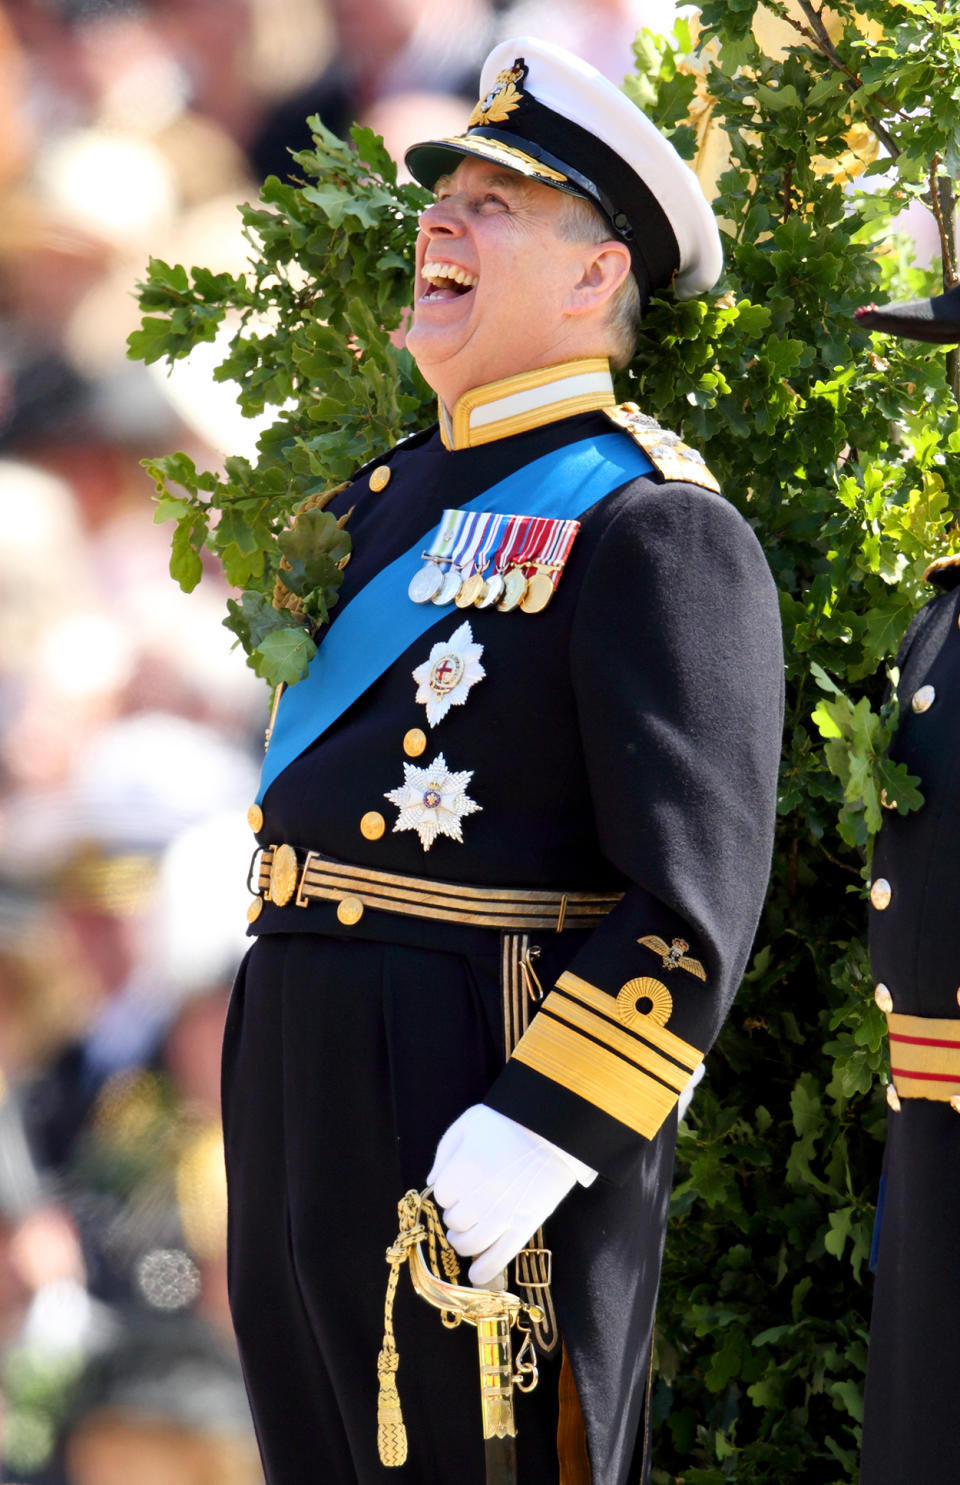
[377, 1189, 543, 1468]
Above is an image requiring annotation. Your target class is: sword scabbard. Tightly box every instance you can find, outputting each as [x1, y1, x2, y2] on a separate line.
[477, 1313, 518, 1440]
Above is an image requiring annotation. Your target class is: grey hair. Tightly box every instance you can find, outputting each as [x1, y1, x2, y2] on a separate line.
[556, 194, 642, 372]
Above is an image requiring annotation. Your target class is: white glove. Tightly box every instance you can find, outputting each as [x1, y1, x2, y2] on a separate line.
[428, 1104, 597, 1287]
[678, 1061, 706, 1122]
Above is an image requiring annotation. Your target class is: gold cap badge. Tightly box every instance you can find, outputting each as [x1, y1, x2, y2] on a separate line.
[469, 60, 527, 128]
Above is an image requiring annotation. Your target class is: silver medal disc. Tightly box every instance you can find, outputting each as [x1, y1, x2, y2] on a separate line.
[474, 573, 504, 608]
[408, 564, 444, 603]
[432, 568, 463, 605]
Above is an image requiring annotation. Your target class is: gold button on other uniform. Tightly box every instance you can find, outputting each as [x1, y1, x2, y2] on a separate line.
[247, 897, 263, 923]
[247, 803, 264, 833]
[369, 466, 391, 492]
[361, 811, 385, 841]
[874, 983, 893, 1013]
[911, 684, 936, 714]
[870, 878, 892, 911]
[403, 728, 427, 758]
[337, 896, 364, 925]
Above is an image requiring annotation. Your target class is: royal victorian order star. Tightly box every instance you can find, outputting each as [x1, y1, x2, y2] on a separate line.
[412, 620, 486, 727]
[384, 751, 481, 851]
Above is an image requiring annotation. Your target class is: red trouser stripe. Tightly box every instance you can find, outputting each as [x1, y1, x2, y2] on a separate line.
[891, 1066, 960, 1082]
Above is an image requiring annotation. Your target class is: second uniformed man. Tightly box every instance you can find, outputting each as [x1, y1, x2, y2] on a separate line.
[223, 36, 784, 1484]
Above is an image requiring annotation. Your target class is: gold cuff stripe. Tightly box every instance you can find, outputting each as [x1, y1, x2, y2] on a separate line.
[539, 1006, 686, 1092]
[887, 1011, 960, 1099]
[510, 1013, 681, 1139]
[555, 972, 701, 1071]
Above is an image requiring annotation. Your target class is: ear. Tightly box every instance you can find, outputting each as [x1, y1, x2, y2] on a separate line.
[565, 240, 632, 317]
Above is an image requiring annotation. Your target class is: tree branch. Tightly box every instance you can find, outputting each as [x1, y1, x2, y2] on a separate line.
[765, 0, 901, 159]
[931, 160, 960, 404]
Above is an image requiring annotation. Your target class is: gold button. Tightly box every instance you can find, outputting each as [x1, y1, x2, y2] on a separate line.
[869, 878, 892, 911]
[874, 983, 893, 1013]
[247, 897, 263, 923]
[337, 896, 364, 925]
[247, 803, 264, 833]
[403, 728, 427, 758]
[361, 811, 385, 841]
[369, 466, 391, 492]
[911, 684, 936, 714]
[886, 1084, 902, 1112]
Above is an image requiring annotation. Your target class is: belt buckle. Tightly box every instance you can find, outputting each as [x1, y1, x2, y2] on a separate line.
[514, 1246, 552, 1289]
[267, 843, 300, 907]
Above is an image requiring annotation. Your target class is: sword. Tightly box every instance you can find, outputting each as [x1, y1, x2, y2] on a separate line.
[378, 1191, 541, 1483]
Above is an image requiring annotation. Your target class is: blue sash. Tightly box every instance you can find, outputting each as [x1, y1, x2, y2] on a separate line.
[258, 432, 652, 800]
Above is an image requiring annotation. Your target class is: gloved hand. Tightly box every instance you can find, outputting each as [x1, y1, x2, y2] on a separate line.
[428, 1104, 596, 1287]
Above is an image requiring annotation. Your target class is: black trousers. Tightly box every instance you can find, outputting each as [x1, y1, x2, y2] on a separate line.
[860, 1101, 960, 1485]
[222, 932, 562, 1484]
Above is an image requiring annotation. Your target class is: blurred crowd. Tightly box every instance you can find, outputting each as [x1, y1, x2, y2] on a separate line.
[0, 0, 675, 1479]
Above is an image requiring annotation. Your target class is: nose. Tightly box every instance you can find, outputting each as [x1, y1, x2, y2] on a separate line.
[418, 196, 464, 238]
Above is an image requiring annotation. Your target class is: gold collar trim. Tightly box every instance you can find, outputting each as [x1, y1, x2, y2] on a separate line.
[438, 359, 615, 451]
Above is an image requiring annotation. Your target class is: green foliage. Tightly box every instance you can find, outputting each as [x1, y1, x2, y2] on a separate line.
[128, 6, 960, 1476]
[630, 5, 960, 1480]
[129, 121, 432, 686]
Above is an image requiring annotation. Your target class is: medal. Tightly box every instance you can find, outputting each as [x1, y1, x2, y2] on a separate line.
[518, 519, 581, 613]
[455, 512, 505, 609]
[456, 573, 486, 607]
[432, 567, 464, 605]
[519, 567, 555, 613]
[497, 516, 549, 612]
[432, 511, 479, 605]
[498, 567, 528, 611]
[435, 511, 499, 607]
[474, 573, 504, 608]
[409, 509, 463, 604]
[476, 512, 524, 609]
[408, 562, 444, 603]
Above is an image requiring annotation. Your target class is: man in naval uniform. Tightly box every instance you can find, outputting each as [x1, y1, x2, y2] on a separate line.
[223, 37, 784, 1485]
[854, 285, 960, 1485]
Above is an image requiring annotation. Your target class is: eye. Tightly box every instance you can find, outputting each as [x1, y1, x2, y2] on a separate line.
[478, 192, 508, 212]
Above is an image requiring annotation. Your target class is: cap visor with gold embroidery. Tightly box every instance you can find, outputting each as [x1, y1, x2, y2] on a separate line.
[405, 36, 723, 304]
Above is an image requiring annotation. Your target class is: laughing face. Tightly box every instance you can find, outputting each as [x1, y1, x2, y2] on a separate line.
[406, 156, 604, 409]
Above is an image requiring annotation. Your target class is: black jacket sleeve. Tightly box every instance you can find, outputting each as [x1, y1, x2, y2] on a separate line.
[485, 479, 785, 1174]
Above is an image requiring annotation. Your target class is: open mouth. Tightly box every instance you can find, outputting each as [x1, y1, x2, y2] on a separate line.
[421, 261, 478, 301]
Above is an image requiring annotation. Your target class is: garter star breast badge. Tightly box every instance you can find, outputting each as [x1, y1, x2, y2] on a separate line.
[412, 621, 485, 727]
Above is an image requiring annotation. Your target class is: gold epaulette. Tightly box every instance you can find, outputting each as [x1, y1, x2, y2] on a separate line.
[923, 553, 960, 591]
[605, 404, 720, 494]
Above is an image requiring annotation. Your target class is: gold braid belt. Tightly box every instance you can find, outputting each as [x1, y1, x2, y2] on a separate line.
[249, 844, 623, 932]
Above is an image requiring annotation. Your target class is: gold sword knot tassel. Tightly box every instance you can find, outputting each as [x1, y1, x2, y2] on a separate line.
[377, 1190, 544, 1467]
